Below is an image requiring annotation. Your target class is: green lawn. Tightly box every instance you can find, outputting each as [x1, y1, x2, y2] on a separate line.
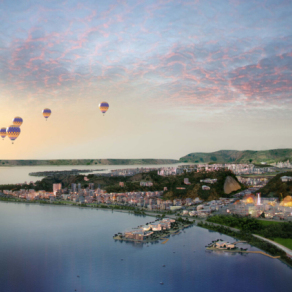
[272, 238, 292, 250]
[258, 220, 284, 226]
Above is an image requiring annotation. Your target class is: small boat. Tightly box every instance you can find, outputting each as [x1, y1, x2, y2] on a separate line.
[77, 275, 80, 278]
[160, 282, 164, 285]
[162, 265, 166, 267]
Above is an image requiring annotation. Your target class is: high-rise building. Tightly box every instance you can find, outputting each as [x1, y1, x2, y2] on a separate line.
[53, 183, 62, 195]
[78, 183, 81, 191]
[89, 183, 94, 190]
[71, 183, 77, 193]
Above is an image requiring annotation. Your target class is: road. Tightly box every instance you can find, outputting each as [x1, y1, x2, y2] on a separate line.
[253, 234, 292, 257]
[161, 213, 292, 257]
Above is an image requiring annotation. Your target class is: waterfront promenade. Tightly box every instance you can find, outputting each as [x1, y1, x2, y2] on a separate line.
[253, 234, 292, 257]
[193, 217, 292, 258]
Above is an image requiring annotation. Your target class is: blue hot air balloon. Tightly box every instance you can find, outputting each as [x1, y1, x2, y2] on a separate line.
[0, 127, 6, 140]
[7, 125, 21, 144]
[99, 102, 109, 116]
[13, 116, 23, 127]
[43, 108, 52, 120]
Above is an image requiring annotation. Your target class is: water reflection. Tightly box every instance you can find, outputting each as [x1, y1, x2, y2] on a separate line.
[1, 202, 292, 292]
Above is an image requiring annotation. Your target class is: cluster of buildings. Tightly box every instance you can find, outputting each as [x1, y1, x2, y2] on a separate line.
[122, 218, 176, 241]
[2, 189, 51, 200]
[2, 182, 164, 205]
[110, 167, 159, 177]
[181, 198, 235, 217]
[194, 163, 277, 176]
[227, 193, 292, 220]
[237, 176, 269, 187]
[280, 176, 292, 182]
[271, 160, 292, 168]
[140, 181, 153, 187]
[157, 167, 184, 176]
[1, 181, 218, 212]
[225, 164, 276, 175]
[200, 178, 217, 184]
[214, 241, 235, 250]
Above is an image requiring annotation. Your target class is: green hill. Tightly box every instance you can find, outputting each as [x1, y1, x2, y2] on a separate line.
[257, 172, 292, 199]
[0, 158, 178, 166]
[0, 169, 243, 201]
[179, 149, 292, 164]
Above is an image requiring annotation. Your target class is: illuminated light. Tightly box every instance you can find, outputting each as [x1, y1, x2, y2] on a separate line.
[280, 196, 292, 207]
[246, 197, 255, 204]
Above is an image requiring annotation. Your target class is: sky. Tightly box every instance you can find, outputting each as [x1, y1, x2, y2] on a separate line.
[0, 0, 292, 160]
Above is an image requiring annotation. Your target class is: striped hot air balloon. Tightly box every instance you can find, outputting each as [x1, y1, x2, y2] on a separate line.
[13, 116, 23, 127]
[99, 102, 109, 116]
[0, 127, 6, 140]
[7, 125, 21, 144]
[42, 108, 51, 120]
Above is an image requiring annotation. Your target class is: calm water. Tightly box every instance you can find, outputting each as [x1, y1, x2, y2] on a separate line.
[0, 202, 291, 292]
[0, 163, 188, 185]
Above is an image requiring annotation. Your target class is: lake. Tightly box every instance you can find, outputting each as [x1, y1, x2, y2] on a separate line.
[0, 163, 188, 185]
[0, 202, 291, 292]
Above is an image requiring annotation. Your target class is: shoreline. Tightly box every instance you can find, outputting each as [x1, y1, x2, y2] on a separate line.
[0, 197, 170, 218]
[113, 222, 193, 243]
[198, 221, 292, 268]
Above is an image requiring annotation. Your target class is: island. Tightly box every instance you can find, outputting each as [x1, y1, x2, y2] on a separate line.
[113, 217, 193, 243]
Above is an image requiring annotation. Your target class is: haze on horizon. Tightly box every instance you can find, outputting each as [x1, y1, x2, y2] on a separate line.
[0, 0, 291, 160]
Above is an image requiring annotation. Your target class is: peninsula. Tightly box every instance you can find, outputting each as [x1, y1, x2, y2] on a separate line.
[0, 159, 179, 166]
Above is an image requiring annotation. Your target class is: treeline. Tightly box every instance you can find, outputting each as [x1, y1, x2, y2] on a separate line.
[101, 169, 243, 201]
[258, 172, 292, 200]
[207, 215, 292, 239]
[1, 169, 243, 202]
[197, 221, 292, 267]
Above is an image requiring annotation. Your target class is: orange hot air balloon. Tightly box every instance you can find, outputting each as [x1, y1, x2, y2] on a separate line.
[99, 102, 109, 116]
[6, 125, 21, 144]
[12, 117, 23, 127]
[43, 108, 51, 120]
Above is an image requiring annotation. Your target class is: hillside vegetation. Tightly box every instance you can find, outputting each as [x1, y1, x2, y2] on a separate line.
[258, 172, 292, 199]
[0, 170, 243, 201]
[179, 149, 292, 164]
[97, 169, 242, 200]
[0, 158, 178, 166]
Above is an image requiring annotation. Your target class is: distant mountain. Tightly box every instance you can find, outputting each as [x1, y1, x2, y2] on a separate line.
[0, 159, 179, 166]
[179, 149, 292, 164]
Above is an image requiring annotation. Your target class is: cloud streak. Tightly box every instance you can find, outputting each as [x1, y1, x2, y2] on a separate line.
[0, 0, 291, 111]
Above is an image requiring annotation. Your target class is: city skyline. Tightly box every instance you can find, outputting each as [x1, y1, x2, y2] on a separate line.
[0, 0, 292, 159]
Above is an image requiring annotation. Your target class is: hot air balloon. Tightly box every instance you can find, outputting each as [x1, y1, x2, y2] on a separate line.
[43, 108, 51, 120]
[99, 102, 109, 116]
[13, 116, 23, 127]
[6, 125, 21, 144]
[0, 127, 6, 140]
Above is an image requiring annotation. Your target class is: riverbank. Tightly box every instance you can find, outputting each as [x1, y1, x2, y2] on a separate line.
[198, 221, 292, 268]
[0, 196, 175, 219]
